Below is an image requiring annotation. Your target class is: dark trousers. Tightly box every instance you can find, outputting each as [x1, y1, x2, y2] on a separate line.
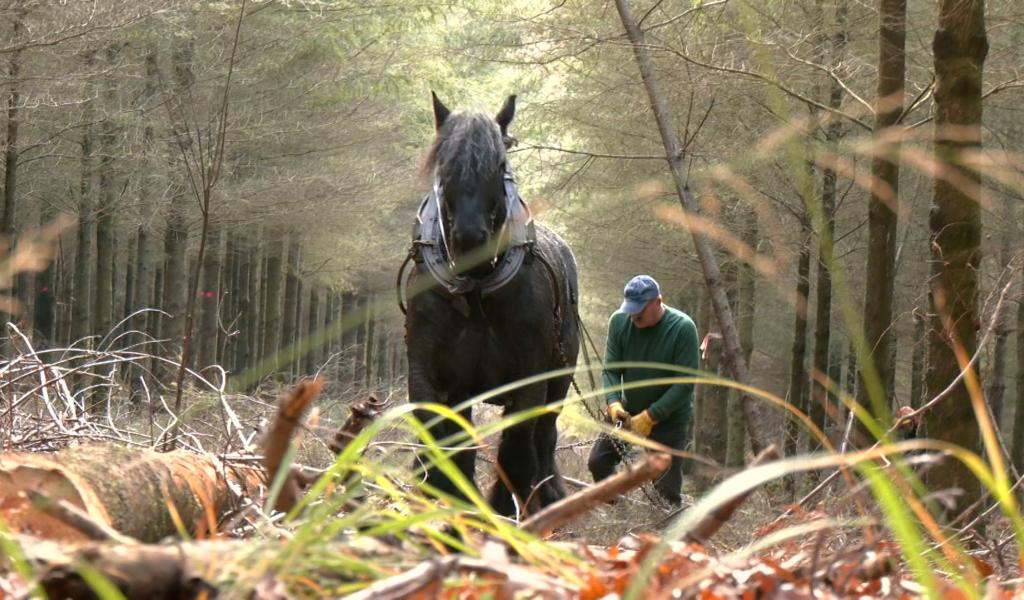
[587, 425, 686, 506]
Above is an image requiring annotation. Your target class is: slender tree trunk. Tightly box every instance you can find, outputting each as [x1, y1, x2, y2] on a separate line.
[985, 208, 1015, 427]
[695, 332, 726, 492]
[363, 296, 376, 389]
[243, 239, 260, 374]
[352, 293, 366, 386]
[784, 220, 812, 468]
[858, 0, 906, 438]
[129, 47, 159, 399]
[160, 196, 188, 383]
[923, 0, 987, 514]
[292, 278, 304, 378]
[281, 238, 300, 375]
[1012, 259, 1024, 473]
[33, 212, 56, 348]
[305, 285, 321, 375]
[729, 204, 757, 467]
[197, 226, 222, 369]
[693, 289, 710, 414]
[72, 51, 97, 348]
[846, 339, 857, 397]
[94, 44, 121, 342]
[910, 308, 926, 408]
[2, 8, 25, 337]
[121, 233, 135, 330]
[220, 230, 238, 369]
[613, 0, 766, 454]
[323, 290, 337, 373]
[1, 8, 21, 241]
[809, 0, 846, 447]
[57, 237, 72, 346]
[261, 235, 284, 368]
[128, 226, 153, 400]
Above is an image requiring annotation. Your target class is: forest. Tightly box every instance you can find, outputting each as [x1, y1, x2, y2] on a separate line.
[1, 0, 1023, 597]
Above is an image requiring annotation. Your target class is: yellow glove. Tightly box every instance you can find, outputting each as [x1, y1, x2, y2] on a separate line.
[607, 402, 631, 427]
[631, 410, 656, 437]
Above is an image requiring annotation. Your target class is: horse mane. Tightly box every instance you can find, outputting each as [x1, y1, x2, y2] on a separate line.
[421, 110, 506, 188]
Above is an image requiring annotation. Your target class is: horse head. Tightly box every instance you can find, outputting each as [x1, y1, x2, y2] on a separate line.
[425, 92, 516, 278]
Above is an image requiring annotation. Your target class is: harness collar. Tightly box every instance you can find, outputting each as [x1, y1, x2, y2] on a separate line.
[410, 170, 535, 296]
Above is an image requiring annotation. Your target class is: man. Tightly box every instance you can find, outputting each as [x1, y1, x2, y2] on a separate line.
[587, 275, 700, 506]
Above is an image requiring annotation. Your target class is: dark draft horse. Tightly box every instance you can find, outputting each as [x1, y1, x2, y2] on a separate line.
[401, 93, 580, 518]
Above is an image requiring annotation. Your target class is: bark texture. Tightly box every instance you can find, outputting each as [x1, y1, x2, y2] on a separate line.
[923, 0, 987, 513]
[858, 0, 906, 438]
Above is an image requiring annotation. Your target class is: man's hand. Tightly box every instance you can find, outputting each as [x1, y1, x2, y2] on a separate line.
[631, 410, 656, 437]
[607, 402, 631, 427]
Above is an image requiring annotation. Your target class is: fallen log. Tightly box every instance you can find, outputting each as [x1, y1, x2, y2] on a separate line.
[521, 452, 670, 537]
[0, 444, 264, 542]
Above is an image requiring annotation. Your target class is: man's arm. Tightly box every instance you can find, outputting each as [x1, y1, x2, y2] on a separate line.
[645, 320, 700, 423]
[602, 314, 624, 405]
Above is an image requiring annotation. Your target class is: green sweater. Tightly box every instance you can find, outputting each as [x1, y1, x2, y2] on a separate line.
[603, 305, 699, 429]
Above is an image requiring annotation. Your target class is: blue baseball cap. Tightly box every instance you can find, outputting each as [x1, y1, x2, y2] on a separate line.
[619, 275, 660, 315]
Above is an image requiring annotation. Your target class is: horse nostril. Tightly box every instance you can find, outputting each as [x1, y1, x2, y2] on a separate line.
[453, 227, 488, 252]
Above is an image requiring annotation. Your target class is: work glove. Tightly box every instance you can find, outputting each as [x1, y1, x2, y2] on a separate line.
[631, 410, 656, 437]
[607, 401, 631, 427]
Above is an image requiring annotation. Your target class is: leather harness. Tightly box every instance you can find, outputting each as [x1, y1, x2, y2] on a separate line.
[397, 170, 536, 313]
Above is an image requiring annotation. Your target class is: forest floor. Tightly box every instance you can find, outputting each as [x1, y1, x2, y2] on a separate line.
[1, 376, 1021, 598]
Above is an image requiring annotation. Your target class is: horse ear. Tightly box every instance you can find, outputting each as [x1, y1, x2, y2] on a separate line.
[431, 91, 450, 130]
[495, 94, 516, 134]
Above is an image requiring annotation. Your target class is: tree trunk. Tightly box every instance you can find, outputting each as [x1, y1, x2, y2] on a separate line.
[129, 47, 159, 397]
[243, 238, 260, 375]
[128, 226, 153, 400]
[694, 332, 726, 492]
[220, 230, 238, 370]
[910, 308, 926, 408]
[33, 259, 56, 349]
[1, 7, 25, 337]
[71, 52, 97, 348]
[846, 339, 857, 397]
[784, 219, 812, 469]
[729, 204, 757, 467]
[352, 292, 366, 386]
[305, 285, 321, 375]
[197, 226, 222, 370]
[985, 207, 1015, 428]
[121, 231, 134, 332]
[93, 44, 121, 342]
[923, 0, 987, 515]
[160, 196, 188, 384]
[613, 0, 767, 455]
[261, 235, 284, 367]
[1013, 259, 1024, 473]
[0, 445, 263, 543]
[281, 238, 300, 374]
[809, 0, 846, 447]
[858, 0, 906, 439]
[363, 295, 376, 389]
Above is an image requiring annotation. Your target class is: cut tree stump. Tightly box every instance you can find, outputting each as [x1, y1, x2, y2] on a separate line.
[0, 444, 265, 542]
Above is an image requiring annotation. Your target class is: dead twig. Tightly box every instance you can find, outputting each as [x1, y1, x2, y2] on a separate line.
[260, 378, 323, 513]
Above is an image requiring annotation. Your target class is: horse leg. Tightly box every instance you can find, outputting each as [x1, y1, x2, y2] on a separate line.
[534, 374, 572, 506]
[409, 352, 479, 502]
[413, 403, 478, 502]
[489, 417, 540, 518]
[534, 410, 567, 507]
